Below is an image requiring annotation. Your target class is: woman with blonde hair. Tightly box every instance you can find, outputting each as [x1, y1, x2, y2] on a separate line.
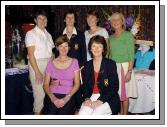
[109, 12, 138, 115]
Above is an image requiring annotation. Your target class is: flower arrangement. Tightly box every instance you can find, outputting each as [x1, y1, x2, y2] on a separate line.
[11, 26, 24, 63]
[101, 6, 141, 36]
[12, 28, 22, 43]
[101, 8, 113, 35]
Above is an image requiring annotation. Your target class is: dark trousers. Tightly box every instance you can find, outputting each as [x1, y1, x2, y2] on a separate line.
[42, 93, 75, 115]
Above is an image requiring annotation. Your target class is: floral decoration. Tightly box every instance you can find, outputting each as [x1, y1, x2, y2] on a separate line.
[101, 6, 141, 36]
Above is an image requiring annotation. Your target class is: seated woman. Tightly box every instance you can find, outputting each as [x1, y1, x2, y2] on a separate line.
[42, 36, 80, 115]
[78, 35, 120, 115]
[134, 43, 155, 70]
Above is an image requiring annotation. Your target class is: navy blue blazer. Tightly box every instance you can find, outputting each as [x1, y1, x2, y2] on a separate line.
[81, 57, 120, 114]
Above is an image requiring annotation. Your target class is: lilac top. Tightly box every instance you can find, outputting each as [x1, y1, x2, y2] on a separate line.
[45, 58, 79, 94]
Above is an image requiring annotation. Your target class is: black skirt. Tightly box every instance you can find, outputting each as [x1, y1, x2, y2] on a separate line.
[42, 93, 75, 115]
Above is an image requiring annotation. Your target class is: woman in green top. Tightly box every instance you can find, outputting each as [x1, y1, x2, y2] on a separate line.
[109, 12, 138, 115]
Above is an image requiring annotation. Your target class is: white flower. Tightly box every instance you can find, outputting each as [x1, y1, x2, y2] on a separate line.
[11, 28, 22, 42]
[12, 32, 16, 42]
[131, 24, 140, 36]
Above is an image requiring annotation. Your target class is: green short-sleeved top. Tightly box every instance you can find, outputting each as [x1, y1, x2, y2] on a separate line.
[109, 31, 134, 63]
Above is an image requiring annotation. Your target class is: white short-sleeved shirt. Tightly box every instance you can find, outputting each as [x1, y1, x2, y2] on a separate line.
[25, 26, 55, 59]
[85, 27, 109, 61]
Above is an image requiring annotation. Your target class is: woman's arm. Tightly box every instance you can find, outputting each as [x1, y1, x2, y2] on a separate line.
[43, 73, 58, 102]
[63, 70, 80, 103]
[125, 60, 134, 82]
[27, 46, 43, 84]
[128, 61, 134, 71]
[125, 33, 135, 82]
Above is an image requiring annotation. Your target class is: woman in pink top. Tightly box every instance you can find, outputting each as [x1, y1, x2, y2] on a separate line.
[42, 36, 80, 115]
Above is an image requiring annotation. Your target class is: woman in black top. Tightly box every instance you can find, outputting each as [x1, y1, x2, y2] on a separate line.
[78, 35, 120, 115]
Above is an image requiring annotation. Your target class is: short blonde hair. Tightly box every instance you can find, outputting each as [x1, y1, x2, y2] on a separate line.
[110, 12, 126, 30]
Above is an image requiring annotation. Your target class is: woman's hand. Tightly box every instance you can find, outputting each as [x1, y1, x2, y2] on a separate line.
[125, 72, 132, 82]
[63, 94, 71, 104]
[49, 94, 64, 108]
[50, 94, 57, 103]
[91, 100, 103, 109]
[53, 99, 65, 108]
[83, 99, 93, 108]
[35, 71, 43, 84]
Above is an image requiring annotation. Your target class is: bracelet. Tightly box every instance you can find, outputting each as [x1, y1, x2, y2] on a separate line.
[128, 69, 132, 73]
[67, 94, 71, 98]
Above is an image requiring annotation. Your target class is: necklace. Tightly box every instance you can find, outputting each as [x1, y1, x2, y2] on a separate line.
[57, 57, 70, 63]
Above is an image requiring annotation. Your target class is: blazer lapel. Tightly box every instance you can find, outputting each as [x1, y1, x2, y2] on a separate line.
[90, 60, 95, 89]
[97, 57, 105, 84]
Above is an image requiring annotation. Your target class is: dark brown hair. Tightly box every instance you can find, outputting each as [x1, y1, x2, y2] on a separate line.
[34, 10, 48, 19]
[88, 35, 107, 58]
[64, 9, 77, 24]
[87, 10, 99, 19]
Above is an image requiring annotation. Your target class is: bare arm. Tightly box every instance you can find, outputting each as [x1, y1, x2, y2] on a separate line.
[68, 70, 80, 97]
[43, 73, 58, 101]
[27, 46, 43, 84]
[125, 60, 134, 82]
[63, 70, 80, 103]
[27, 46, 40, 73]
[43, 73, 63, 108]
[128, 60, 134, 71]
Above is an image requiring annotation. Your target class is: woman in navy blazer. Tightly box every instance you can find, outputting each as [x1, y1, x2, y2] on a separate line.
[78, 35, 120, 115]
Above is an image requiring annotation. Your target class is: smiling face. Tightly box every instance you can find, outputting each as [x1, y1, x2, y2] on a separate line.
[87, 14, 98, 27]
[110, 13, 125, 30]
[65, 14, 75, 27]
[34, 15, 47, 29]
[91, 42, 103, 58]
[57, 42, 69, 56]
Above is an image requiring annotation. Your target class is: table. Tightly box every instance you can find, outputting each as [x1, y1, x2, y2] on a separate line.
[129, 70, 155, 113]
[5, 67, 33, 115]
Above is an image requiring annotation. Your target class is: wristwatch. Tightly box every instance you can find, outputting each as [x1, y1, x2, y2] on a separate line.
[128, 69, 132, 73]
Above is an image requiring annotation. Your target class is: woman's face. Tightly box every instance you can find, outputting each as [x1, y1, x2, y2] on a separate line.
[57, 42, 69, 56]
[65, 14, 75, 27]
[91, 42, 103, 58]
[110, 14, 123, 30]
[87, 15, 98, 27]
[35, 15, 47, 29]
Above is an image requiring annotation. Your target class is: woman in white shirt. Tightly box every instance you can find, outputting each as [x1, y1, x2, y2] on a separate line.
[25, 10, 54, 115]
[85, 10, 109, 61]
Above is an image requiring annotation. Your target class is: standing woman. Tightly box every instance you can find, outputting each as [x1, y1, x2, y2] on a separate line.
[85, 10, 109, 61]
[55, 9, 87, 67]
[78, 35, 120, 115]
[43, 36, 80, 115]
[109, 12, 138, 115]
[25, 10, 55, 115]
